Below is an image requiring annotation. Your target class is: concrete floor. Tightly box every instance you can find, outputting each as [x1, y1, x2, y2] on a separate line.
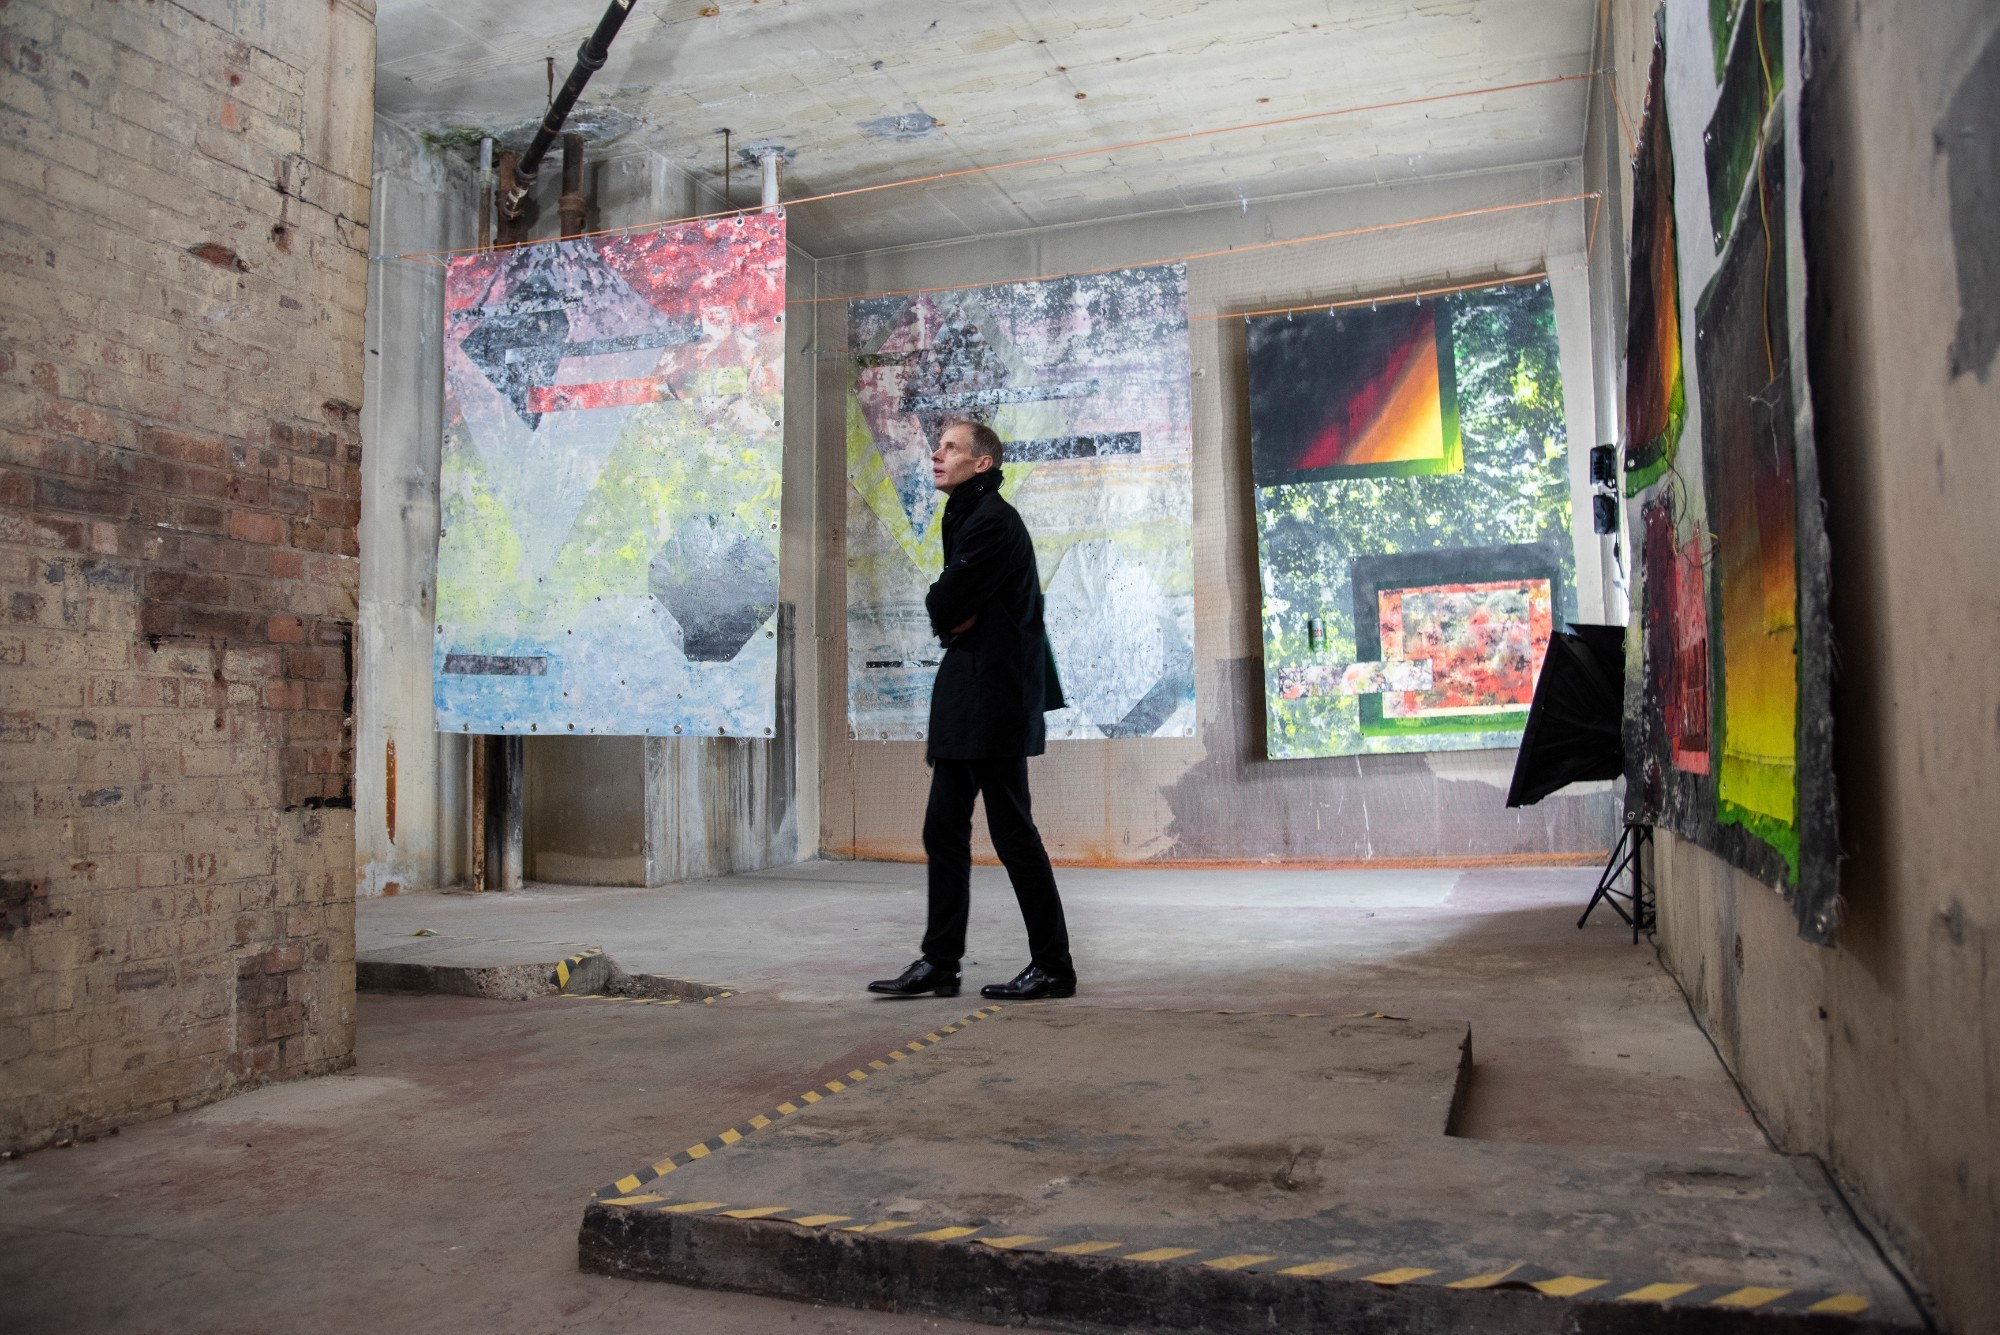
[1, 860, 1889, 1332]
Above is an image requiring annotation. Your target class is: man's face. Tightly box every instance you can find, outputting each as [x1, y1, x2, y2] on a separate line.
[931, 424, 993, 494]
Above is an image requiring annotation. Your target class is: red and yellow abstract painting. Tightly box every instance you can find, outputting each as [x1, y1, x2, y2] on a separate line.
[1247, 298, 1463, 485]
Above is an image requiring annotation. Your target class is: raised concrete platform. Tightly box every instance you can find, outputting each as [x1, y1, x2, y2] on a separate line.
[579, 1004, 1917, 1334]
[356, 931, 730, 1003]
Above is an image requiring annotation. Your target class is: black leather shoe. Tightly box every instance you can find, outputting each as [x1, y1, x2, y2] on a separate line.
[867, 959, 961, 998]
[979, 965, 1076, 1000]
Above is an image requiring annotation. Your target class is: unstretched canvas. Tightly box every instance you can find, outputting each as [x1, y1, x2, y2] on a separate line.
[433, 215, 787, 738]
[1252, 281, 1575, 760]
[1623, 30, 1688, 495]
[1622, 1, 1839, 942]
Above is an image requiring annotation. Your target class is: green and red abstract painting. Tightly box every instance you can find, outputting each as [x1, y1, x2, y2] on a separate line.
[1251, 281, 1574, 759]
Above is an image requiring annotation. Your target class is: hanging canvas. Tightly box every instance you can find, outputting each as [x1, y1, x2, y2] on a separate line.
[1621, 3, 1839, 942]
[1704, 0, 1783, 248]
[433, 215, 787, 738]
[1699, 127, 1803, 883]
[1623, 28, 1688, 496]
[845, 265, 1195, 742]
[1637, 497, 1712, 787]
[1252, 280, 1575, 760]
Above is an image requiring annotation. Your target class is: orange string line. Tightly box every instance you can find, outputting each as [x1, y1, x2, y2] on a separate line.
[1191, 267, 1568, 323]
[802, 264, 1584, 356]
[389, 71, 1600, 265]
[798, 193, 1596, 308]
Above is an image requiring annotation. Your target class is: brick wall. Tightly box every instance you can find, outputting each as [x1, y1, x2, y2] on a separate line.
[0, 0, 375, 1149]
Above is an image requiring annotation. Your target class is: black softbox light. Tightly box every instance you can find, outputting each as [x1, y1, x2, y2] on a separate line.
[1506, 623, 1625, 808]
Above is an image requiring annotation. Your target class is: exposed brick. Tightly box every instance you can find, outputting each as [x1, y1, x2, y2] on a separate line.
[226, 510, 283, 545]
[36, 476, 133, 520]
[3, 0, 365, 1154]
[262, 941, 304, 974]
[137, 424, 227, 468]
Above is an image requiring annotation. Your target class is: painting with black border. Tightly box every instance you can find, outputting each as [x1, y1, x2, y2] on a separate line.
[1251, 279, 1575, 760]
[1623, 0, 1839, 944]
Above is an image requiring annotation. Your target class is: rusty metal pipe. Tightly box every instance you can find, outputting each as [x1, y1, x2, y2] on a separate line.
[502, 0, 638, 220]
[494, 150, 519, 245]
[559, 132, 588, 238]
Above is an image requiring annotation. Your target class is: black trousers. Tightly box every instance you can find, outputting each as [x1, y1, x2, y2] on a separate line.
[920, 757, 1073, 979]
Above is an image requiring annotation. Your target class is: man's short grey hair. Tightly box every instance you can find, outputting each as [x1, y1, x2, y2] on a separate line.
[942, 417, 1004, 466]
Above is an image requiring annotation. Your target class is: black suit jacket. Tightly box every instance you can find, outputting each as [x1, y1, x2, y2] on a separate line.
[924, 469, 1049, 761]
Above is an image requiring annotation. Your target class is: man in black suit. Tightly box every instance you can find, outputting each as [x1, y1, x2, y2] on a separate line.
[868, 418, 1077, 1003]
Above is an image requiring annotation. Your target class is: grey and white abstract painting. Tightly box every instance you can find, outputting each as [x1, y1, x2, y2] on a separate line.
[844, 265, 1196, 741]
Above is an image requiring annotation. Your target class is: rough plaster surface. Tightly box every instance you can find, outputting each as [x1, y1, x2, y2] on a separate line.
[357, 119, 474, 899]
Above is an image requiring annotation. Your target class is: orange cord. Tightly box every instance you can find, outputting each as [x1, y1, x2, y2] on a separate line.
[1191, 270, 1556, 322]
[797, 193, 1595, 308]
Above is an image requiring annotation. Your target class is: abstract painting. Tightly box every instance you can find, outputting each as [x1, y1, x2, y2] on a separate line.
[1709, 0, 1745, 78]
[433, 215, 787, 737]
[1638, 499, 1710, 779]
[1699, 127, 1802, 881]
[1254, 281, 1575, 759]
[1248, 300, 1462, 485]
[1347, 547, 1561, 740]
[845, 265, 1195, 742]
[1705, 0, 1784, 248]
[1623, 30, 1687, 496]
[1624, 3, 1839, 938]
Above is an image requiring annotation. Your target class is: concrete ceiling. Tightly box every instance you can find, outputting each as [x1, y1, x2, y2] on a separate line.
[374, 0, 1601, 256]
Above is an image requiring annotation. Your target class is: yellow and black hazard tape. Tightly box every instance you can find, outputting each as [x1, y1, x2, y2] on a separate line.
[1137, 1006, 1408, 1021]
[410, 928, 604, 950]
[551, 947, 605, 989]
[559, 990, 737, 1007]
[593, 1005, 1004, 1199]
[588, 1195, 1871, 1317]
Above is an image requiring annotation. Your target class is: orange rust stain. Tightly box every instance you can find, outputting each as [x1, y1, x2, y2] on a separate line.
[833, 844, 1608, 871]
[384, 737, 397, 845]
[383, 881, 401, 897]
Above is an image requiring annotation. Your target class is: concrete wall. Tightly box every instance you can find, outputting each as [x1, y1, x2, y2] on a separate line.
[1591, 1, 2000, 1328]
[815, 164, 1622, 866]
[356, 119, 471, 897]
[0, 0, 374, 1149]
[359, 139, 816, 890]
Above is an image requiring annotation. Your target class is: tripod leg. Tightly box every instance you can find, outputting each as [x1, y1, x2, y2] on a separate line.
[1579, 823, 1636, 930]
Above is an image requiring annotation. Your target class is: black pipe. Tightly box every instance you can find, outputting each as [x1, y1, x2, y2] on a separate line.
[503, 0, 637, 219]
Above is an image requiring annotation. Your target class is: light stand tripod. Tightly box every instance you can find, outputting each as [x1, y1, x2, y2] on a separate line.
[1578, 819, 1654, 943]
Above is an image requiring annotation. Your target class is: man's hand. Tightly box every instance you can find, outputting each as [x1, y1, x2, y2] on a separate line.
[951, 615, 977, 634]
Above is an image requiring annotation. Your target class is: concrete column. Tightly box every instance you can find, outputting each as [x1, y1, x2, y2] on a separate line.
[760, 151, 781, 211]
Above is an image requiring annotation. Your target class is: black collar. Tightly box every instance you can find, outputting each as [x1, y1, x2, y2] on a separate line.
[944, 467, 1004, 518]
